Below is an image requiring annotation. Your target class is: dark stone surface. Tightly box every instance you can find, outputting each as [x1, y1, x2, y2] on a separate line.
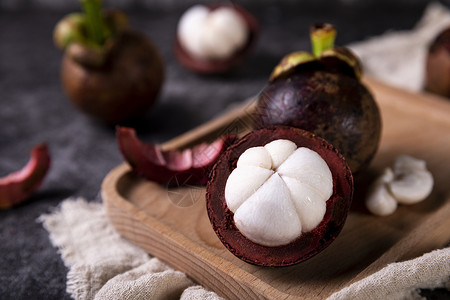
[0, 1, 448, 299]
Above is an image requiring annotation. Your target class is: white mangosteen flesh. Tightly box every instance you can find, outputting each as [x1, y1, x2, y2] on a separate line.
[224, 139, 333, 247]
[177, 5, 249, 60]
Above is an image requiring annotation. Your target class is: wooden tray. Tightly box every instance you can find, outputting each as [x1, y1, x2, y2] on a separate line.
[102, 77, 450, 299]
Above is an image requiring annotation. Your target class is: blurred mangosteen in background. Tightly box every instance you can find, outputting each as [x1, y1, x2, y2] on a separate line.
[174, 2, 258, 74]
[253, 23, 382, 175]
[425, 25, 450, 98]
[53, 0, 164, 125]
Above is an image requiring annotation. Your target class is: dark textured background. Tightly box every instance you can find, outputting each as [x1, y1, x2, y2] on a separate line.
[0, 1, 449, 299]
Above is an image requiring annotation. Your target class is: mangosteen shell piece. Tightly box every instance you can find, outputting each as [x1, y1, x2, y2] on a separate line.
[206, 126, 353, 267]
[116, 126, 237, 187]
[0, 144, 51, 209]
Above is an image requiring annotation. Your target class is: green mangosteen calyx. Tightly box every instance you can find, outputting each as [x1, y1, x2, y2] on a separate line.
[53, 0, 129, 68]
[270, 23, 362, 82]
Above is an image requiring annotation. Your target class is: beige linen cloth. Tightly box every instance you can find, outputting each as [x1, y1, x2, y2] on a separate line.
[40, 2, 450, 300]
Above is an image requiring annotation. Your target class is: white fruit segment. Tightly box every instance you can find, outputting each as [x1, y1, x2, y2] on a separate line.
[365, 168, 398, 216]
[388, 155, 434, 204]
[224, 139, 333, 247]
[234, 174, 302, 247]
[237, 146, 272, 169]
[177, 5, 249, 60]
[282, 176, 327, 232]
[276, 147, 333, 200]
[264, 139, 297, 169]
[177, 5, 209, 59]
[225, 166, 274, 212]
[365, 155, 434, 216]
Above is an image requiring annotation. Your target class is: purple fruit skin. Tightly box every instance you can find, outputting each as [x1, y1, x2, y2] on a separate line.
[254, 70, 381, 173]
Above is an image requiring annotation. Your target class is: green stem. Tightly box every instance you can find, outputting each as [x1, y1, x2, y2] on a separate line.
[310, 23, 336, 58]
[81, 0, 105, 46]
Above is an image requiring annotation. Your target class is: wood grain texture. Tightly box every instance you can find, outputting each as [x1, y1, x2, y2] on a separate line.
[102, 77, 450, 300]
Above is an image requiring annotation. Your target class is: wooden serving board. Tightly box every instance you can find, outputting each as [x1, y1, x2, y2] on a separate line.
[102, 77, 450, 300]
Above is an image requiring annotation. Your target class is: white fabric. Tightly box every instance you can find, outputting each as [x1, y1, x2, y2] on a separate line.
[39, 198, 152, 299]
[40, 3, 450, 299]
[95, 259, 193, 300]
[327, 248, 450, 300]
[40, 197, 449, 300]
[39, 198, 222, 300]
[349, 2, 450, 92]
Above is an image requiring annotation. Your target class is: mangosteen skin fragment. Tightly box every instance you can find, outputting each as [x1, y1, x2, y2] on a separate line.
[0, 144, 51, 209]
[206, 126, 353, 267]
[255, 70, 381, 174]
[116, 126, 237, 187]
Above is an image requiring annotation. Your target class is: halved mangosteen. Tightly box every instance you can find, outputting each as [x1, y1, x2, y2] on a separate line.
[174, 2, 258, 74]
[206, 126, 353, 266]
